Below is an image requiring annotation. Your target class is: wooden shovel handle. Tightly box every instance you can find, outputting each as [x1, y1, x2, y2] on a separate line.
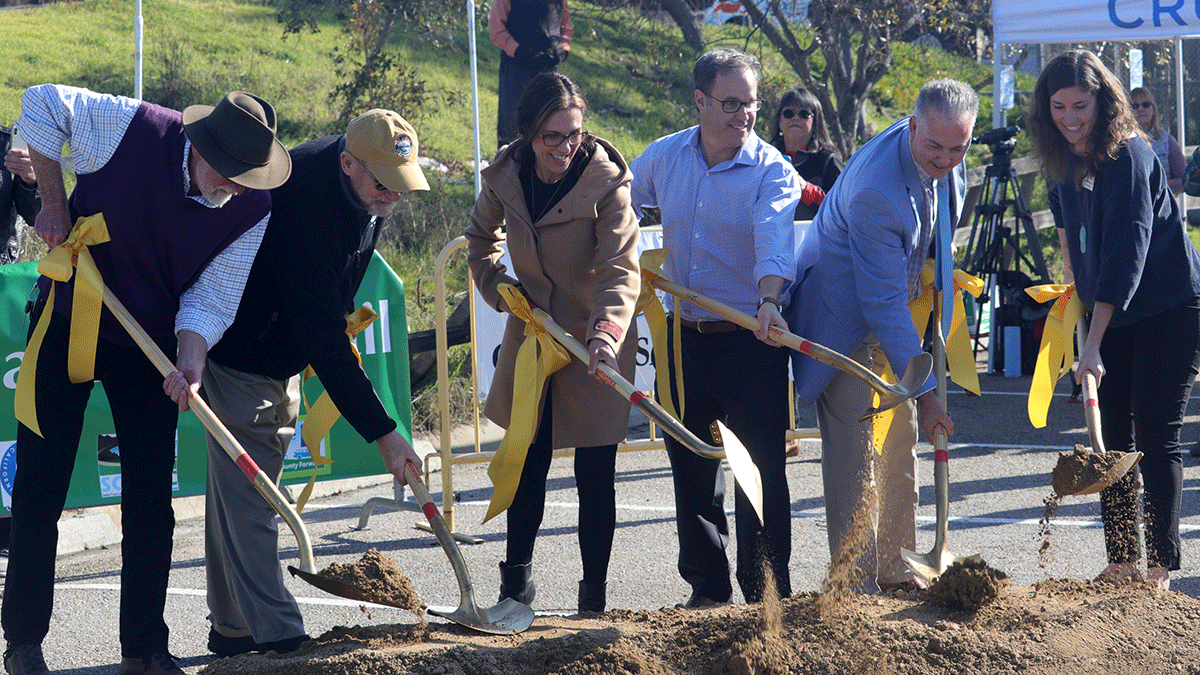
[100, 284, 317, 573]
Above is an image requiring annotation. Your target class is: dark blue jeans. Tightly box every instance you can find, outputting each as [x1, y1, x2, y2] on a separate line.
[658, 323, 792, 603]
[1098, 296, 1200, 570]
[3, 309, 178, 657]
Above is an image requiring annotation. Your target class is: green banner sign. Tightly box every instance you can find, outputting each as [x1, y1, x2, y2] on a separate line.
[0, 253, 411, 512]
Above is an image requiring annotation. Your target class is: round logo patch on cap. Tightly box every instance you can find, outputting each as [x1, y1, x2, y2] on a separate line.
[396, 135, 413, 159]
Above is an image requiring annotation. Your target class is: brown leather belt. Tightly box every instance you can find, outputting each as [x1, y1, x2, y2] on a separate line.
[671, 314, 743, 334]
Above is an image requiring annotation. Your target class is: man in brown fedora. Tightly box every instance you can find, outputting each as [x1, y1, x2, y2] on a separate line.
[3, 84, 291, 675]
[192, 109, 428, 658]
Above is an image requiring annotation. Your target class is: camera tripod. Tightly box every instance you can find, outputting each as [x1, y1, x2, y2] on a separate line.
[960, 126, 1050, 363]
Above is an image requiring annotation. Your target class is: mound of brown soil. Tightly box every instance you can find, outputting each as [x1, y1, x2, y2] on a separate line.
[928, 559, 1011, 611]
[197, 579, 1200, 675]
[316, 549, 426, 618]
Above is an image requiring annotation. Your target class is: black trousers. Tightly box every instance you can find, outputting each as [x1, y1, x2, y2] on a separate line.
[1098, 296, 1200, 570]
[496, 53, 551, 148]
[3, 309, 178, 657]
[505, 390, 618, 584]
[658, 324, 792, 603]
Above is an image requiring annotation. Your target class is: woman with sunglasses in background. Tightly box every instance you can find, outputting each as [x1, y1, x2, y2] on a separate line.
[466, 71, 639, 614]
[1130, 86, 1185, 194]
[769, 86, 842, 221]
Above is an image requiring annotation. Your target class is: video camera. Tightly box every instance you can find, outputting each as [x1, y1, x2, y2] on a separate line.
[974, 125, 1020, 156]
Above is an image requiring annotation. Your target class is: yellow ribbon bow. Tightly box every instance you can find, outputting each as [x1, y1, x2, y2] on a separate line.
[293, 305, 379, 512]
[15, 214, 111, 437]
[872, 259, 983, 451]
[1024, 284, 1083, 429]
[483, 284, 571, 523]
[636, 249, 685, 424]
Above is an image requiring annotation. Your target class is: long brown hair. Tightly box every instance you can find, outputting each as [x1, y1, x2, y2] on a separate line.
[1028, 50, 1143, 186]
[513, 72, 596, 162]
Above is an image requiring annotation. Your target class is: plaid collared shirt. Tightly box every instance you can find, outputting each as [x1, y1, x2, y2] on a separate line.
[18, 84, 268, 347]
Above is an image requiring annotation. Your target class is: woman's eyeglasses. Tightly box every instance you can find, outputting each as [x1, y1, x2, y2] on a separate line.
[539, 130, 585, 147]
[1132, 101, 1153, 109]
[781, 108, 814, 119]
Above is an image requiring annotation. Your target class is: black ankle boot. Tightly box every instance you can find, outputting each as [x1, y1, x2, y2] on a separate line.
[498, 560, 536, 605]
[578, 580, 606, 614]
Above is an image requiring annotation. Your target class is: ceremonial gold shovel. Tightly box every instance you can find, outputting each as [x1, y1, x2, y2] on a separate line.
[900, 300, 981, 584]
[645, 273, 932, 419]
[1055, 320, 1141, 497]
[528, 308, 765, 525]
[101, 285, 533, 634]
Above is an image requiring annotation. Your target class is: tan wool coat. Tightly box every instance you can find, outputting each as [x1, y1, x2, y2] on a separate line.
[466, 136, 640, 449]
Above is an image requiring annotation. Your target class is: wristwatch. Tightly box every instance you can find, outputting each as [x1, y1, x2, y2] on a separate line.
[757, 297, 781, 311]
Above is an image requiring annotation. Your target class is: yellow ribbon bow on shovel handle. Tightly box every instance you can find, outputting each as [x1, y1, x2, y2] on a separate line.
[1024, 284, 1083, 428]
[481, 285, 571, 523]
[499, 283, 766, 525]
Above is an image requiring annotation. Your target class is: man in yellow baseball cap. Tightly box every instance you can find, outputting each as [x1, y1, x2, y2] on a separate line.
[191, 109, 429, 658]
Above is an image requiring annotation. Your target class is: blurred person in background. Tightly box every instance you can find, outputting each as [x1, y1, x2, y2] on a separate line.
[1129, 86, 1185, 195]
[768, 87, 841, 222]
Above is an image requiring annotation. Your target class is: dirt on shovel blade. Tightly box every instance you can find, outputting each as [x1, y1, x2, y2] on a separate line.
[318, 548, 427, 619]
[1051, 444, 1122, 496]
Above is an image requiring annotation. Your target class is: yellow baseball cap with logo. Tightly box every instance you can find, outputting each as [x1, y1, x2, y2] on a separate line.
[345, 109, 430, 192]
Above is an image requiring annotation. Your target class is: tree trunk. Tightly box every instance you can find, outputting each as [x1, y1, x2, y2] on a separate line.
[659, 0, 704, 52]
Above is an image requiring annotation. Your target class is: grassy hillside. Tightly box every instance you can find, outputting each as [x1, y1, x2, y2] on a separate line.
[0, 0, 1015, 428]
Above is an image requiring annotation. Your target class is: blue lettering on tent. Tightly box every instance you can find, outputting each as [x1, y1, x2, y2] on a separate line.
[1110, 0, 1143, 27]
[1154, 0, 1185, 26]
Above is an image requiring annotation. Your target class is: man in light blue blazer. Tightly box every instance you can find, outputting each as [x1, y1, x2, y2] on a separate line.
[786, 79, 977, 593]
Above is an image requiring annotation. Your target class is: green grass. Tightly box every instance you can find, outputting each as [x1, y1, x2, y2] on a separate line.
[16, 0, 1170, 427]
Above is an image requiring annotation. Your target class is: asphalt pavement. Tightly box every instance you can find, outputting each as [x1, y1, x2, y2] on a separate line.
[16, 364, 1200, 674]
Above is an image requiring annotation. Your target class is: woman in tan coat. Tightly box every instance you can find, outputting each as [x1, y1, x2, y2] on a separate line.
[466, 72, 639, 614]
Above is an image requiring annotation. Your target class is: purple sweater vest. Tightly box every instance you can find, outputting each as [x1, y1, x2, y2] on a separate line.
[51, 102, 271, 351]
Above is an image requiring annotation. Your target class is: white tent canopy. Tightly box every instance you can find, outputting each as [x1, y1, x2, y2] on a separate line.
[991, 0, 1200, 142]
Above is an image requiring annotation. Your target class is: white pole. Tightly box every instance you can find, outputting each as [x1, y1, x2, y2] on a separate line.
[468, 0, 482, 196]
[993, 42, 1005, 129]
[1176, 37, 1186, 214]
[134, 0, 143, 100]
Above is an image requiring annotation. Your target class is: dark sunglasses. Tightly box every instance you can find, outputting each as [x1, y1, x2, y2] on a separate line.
[781, 108, 814, 119]
[1132, 101, 1153, 109]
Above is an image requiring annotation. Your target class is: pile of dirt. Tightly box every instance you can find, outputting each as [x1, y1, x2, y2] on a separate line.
[316, 549, 426, 619]
[927, 559, 1011, 611]
[198, 579, 1200, 675]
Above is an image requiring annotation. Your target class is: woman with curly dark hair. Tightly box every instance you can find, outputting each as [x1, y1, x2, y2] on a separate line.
[1029, 49, 1200, 591]
[769, 87, 841, 221]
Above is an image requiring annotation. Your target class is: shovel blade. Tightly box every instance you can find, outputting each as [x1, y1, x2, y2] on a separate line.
[1066, 451, 1142, 496]
[714, 421, 764, 526]
[428, 597, 535, 635]
[288, 565, 416, 611]
[900, 547, 985, 584]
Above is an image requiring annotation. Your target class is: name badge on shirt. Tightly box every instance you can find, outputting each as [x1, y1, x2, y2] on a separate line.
[1081, 175, 1095, 191]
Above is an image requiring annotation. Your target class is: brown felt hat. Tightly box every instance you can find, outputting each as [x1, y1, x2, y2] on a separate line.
[182, 91, 292, 190]
[345, 109, 429, 193]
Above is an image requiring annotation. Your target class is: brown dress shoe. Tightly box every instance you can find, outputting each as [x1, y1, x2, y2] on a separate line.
[4, 644, 50, 675]
[118, 653, 185, 675]
[676, 593, 720, 609]
[878, 578, 927, 592]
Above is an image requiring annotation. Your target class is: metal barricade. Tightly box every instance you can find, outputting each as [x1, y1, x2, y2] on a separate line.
[357, 235, 821, 537]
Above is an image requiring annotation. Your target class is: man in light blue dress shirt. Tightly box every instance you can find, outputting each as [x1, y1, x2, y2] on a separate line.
[630, 48, 801, 608]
